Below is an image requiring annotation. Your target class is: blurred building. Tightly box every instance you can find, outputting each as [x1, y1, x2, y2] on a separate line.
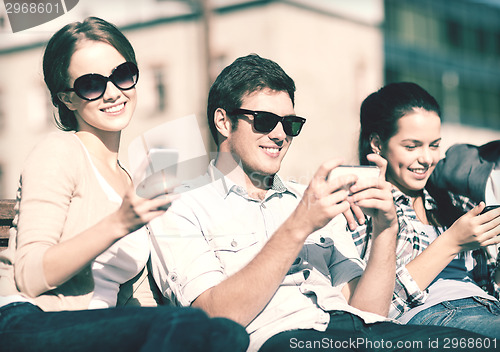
[0, 0, 498, 198]
[384, 0, 500, 138]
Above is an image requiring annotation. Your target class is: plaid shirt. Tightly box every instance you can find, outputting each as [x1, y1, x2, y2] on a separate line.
[352, 187, 500, 320]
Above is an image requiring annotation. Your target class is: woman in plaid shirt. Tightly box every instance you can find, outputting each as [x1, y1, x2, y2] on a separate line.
[353, 82, 500, 338]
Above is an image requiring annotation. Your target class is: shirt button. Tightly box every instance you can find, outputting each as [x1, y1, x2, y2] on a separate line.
[320, 237, 325, 243]
[261, 202, 266, 209]
[170, 274, 177, 282]
[231, 240, 238, 247]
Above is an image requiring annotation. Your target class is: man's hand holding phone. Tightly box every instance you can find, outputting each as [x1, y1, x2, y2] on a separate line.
[327, 154, 396, 231]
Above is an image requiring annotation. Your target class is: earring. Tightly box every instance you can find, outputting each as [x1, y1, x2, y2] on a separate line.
[373, 150, 380, 155]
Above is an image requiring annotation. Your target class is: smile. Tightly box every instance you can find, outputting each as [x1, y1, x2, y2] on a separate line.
[101, 102, 125, 113]
[260, 146, 281, 156]
[408, 167, 428, 175]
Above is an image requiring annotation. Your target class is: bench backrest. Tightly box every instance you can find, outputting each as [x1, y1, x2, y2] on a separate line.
[0, 199, 15, 250]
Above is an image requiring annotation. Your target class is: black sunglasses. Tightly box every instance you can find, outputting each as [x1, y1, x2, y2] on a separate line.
[64, 62, 139, 101]
[228, 108, 306, 137]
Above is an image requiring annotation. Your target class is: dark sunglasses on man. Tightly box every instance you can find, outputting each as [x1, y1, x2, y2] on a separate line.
[229, 108, 306, 137]
[64, 62, 139, 101]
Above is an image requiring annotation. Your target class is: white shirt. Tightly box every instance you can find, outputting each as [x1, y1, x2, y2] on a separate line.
[149, 161, 389, 351]
[485, 166, 500, 205]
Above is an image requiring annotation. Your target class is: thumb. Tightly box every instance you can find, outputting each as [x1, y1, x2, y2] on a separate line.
[469, 202, 486, 216]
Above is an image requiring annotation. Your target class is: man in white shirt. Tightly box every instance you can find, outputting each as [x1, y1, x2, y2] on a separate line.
[149, 54, 493, 351]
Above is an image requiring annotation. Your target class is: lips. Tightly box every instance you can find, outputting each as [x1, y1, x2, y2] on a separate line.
[260, 146, 281, 157]
[408, 167, 430, 180]
[101, 102, 125, 113]
[408, 167, 427, 175]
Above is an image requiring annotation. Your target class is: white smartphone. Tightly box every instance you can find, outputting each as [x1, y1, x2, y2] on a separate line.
[136, 148, 179, 199]
[328, 165, 380, 192]
[146, 148, 179, 176]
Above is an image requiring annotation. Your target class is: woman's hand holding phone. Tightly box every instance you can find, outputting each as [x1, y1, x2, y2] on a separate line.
[445, 202, 500, 252]
[115, 186, 180, 238]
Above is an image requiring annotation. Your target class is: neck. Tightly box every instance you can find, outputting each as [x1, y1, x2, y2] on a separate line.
[214, 151, 272, 200]
[76, 130, 121, 169]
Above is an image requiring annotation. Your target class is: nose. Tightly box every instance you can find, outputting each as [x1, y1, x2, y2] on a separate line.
[102, 81, 121, 101]
[418, 146, 434, 166]
[268, 120, 287, 141]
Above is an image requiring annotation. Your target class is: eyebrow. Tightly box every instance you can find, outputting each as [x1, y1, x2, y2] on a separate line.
[401, 138, 442, 144]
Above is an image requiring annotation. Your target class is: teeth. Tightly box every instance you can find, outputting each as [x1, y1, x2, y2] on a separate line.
[410, 168, 427, 174]
[103, 103, 124, 113]
[262, 147, 280, 154]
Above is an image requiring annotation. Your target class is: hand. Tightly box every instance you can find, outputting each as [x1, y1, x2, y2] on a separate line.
[113, 186, 179, 237]
[346, 154, 397, 233]
[290, 159, 357, 237]
[445, 202, 500, 252]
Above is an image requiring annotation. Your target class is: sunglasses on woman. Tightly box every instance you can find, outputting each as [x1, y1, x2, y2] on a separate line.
[229, 108, 306, 137]
[64, 62, 139, 101]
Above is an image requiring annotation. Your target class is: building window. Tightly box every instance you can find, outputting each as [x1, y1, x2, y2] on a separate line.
[495, 31, 500, 57]
[476, 27, 486, 53]
[154, 68, 166, 113]
[446, 20, 462, 49]
[0, 11, 7, 32]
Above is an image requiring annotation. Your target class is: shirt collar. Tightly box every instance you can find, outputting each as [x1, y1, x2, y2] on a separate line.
[207, 159, 296, 199]
[391, 186, 437, 211]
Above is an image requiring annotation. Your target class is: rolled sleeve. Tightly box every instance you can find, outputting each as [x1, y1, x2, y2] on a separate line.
[391, 265, 428, 318]
[328, 217, 365, 288]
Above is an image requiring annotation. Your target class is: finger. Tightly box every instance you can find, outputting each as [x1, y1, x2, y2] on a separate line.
[314, 158, 344, 183]
[343, 209, 358, 231]
[327, 174, 358, 194]
[463, 202, 486, 221]
[366, 153, 387, 182]
[349, 176, 379, 194]
[328, 200, 351, 217]
[478, 217, 500, 236]
[320, 189, 350, 207]
[354, 198, 392, 214]
[350, 204, 366, 225]
[479, 204, 500, 221]
[350, 187, 388, 204]
[480, 235, 500, 247]
[148, 193, 180, 210]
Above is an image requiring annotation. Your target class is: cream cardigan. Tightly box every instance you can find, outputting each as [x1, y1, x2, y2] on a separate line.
[0, 132, 159, 311]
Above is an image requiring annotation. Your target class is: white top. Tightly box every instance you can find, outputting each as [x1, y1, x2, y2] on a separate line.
[485, 167, 500, 205]
[78, 138, 150, 310]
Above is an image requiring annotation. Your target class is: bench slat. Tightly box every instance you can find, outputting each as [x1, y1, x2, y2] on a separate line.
[0, 199, 15, 250]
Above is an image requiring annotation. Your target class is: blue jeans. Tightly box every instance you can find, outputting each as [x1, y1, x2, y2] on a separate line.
[407, 297, 500, 339]
[0, 302, 249, 352]
[260, 311, 497, 351]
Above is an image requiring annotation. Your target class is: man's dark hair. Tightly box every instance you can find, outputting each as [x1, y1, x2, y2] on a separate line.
[207, 54, 296, 145]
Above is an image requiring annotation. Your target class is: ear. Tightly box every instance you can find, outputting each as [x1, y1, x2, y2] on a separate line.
[369, 133, 383, 154]
[56, 92, 78, 111]
[214, 108, 232, 139]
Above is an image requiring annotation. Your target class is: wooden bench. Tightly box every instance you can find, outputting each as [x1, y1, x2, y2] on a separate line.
[0, 199, 15, 251]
